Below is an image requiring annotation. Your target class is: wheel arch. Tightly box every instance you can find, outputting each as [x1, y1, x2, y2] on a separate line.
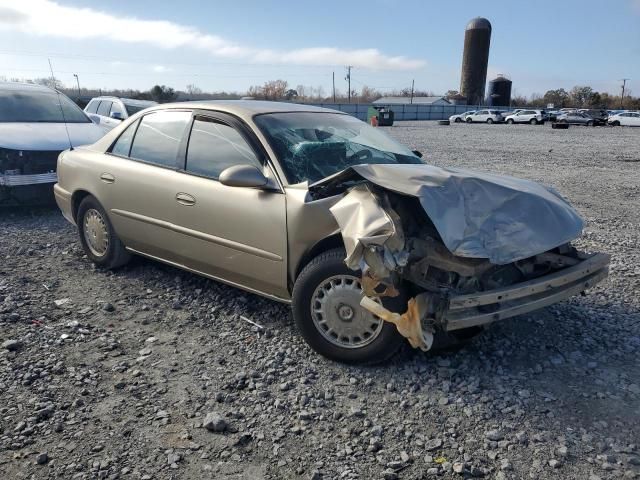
[71, 189, 94, 223]
[292, 234, 345, 287]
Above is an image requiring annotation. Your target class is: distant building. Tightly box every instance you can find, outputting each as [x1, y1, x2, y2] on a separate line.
[372, 96, 450, 105]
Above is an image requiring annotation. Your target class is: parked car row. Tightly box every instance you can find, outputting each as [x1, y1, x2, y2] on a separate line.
[449, 107, 639, 126]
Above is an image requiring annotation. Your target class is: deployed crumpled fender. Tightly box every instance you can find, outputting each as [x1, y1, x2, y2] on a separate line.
[311, 163, 585, 265]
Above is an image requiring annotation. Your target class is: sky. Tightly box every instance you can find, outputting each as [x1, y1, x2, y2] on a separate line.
[0, 0, 639, 97]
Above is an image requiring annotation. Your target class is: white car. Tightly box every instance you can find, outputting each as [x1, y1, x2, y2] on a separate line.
[505, 109, 547, 125]
[465, 109, 503, 124]
[449, 110, 475, 123]
[0, 82, 104, 205]
[84, 96, 156, 133]
[608, 111, 640, 127]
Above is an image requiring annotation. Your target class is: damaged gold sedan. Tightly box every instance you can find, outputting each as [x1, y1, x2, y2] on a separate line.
[54, 101, 609, 363]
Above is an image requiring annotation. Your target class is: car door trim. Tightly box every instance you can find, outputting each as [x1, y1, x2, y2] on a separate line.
[111, 208, 283, 262]
[125, 246, 291, 303]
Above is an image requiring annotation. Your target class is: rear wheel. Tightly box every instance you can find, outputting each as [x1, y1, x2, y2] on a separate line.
[77, 195, 130, 269]
[486, 118, 494, 124]
[530, 118, 538, 125]
[586, 120, 594, 126]
[292, 248, 405, 364]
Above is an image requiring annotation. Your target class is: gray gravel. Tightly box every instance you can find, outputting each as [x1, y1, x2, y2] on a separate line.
[1, 121, 639, 479]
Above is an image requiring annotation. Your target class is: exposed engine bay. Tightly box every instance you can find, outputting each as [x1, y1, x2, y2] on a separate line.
[309, 164, 610, 351]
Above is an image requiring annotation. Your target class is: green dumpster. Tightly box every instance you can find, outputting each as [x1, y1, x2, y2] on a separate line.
[367, 106, 395, 126]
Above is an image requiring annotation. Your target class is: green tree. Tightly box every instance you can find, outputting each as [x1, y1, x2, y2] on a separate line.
[569, 86, 594, 107]
[149, 85, 177, 103]
[542, 88, 569, 108]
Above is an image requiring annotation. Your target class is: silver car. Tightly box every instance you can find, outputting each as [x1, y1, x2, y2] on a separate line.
[54, 101, 609, 363]
[555, 111, 595, 126]
[84, 96, 156, 133]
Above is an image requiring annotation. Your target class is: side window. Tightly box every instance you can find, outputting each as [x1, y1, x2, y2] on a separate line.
[111, 120, 139, 157]
[97, 101, 112, 116]
[110, 102, 126, 118]
[185, 118, 261, 180]
[129, 111, 191, 168]
[85, 100, 99, 114]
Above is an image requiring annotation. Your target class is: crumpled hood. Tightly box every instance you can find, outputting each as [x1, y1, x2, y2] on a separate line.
[0, 122, 104, 150]
[312, 163, 584, 264]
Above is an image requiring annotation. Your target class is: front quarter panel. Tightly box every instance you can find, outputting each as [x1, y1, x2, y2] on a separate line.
[285, 186, 343, 282]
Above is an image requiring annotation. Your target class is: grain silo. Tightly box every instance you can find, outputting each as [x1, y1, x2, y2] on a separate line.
[459, 17, 492, 105]
[487, 75, 512, 106]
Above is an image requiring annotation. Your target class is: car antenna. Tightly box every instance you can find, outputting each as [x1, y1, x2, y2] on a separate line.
[48, 58, 73, 151]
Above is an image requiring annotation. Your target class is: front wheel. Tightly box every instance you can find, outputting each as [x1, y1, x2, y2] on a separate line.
[466, 117, 472, 123]
[292, 249, 405, 364]
[455, 117, 462, 123]
[77, 195, 130, 269]
[506, 118, 514, 124]
[611, 121, 620, 127]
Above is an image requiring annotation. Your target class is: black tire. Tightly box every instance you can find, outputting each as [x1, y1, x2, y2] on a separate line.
[77, 195, 130, 269]
[506, 118, 514, 124]
[466, 117, 472, 123]
[611, 121, 620, 127]
[486, 118, 494, 124]
[586, 121, 593, 127]
[292, 248, 405, 364]
[530, 118, 537, 125]
[454, 117, 462, 123]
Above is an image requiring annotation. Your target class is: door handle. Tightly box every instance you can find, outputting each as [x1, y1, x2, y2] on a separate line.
[100, 173, 115, 184]
[175, 192, 196, 206]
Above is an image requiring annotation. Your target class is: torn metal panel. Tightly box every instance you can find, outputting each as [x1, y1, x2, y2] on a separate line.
[311, 164, 585, 265]
[328, 184, 408, 274]
[360, 295, 434, 351]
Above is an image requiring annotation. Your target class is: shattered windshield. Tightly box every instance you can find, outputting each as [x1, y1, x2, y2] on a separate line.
[254, 112, 423, 184]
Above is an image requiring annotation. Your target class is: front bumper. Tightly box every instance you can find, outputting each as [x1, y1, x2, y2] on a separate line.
[0, 172, 57, 186]
[444, 253, 610, 330]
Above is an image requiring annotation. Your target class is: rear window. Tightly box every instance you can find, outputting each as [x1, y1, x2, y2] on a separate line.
[129, 111, 191, 168]
[97, 101, 112, 116]
[85, 100, 99, 114]
[0, 89, 90, 123]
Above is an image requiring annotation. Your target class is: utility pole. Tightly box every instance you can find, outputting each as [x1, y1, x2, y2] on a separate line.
[620, 78, 629, 109]
[73, 73, 81, 98]
[410, 79, 415, 104]
[345, 66, 352, 104]
[332, 71, 336, 103]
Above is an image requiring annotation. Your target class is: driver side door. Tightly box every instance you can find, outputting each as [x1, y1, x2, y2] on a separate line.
[170, 112, 289, 300]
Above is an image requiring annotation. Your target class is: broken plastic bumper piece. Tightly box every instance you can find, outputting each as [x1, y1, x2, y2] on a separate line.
[360, 253, 610, 349]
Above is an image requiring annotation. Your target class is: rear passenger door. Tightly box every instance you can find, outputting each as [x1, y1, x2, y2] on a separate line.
[169, 112, 288, 299]
[102, 110, 192, 261]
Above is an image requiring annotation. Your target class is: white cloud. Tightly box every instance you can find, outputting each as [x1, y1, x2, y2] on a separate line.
[152, 65, 170, 73]
[0, 0, 425, 70]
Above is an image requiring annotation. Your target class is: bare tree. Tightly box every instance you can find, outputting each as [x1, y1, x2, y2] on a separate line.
[185, 84, 202, 95]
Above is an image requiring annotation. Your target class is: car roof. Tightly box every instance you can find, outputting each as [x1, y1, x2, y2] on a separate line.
[0, 81, 56, 93]
[144, 100, 346, 121]
[90, 96, 157, 106]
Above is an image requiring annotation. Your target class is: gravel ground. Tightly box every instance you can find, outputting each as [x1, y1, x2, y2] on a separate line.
[1, 122, 639, 480]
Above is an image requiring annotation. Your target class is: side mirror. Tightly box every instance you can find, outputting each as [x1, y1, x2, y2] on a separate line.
[219, 164, 268, 188]
[110, 112, 124, 120]
[412, 150, 423, 158]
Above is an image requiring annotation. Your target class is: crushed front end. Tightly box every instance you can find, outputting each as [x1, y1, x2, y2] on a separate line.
[310, 164, 610, 351]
